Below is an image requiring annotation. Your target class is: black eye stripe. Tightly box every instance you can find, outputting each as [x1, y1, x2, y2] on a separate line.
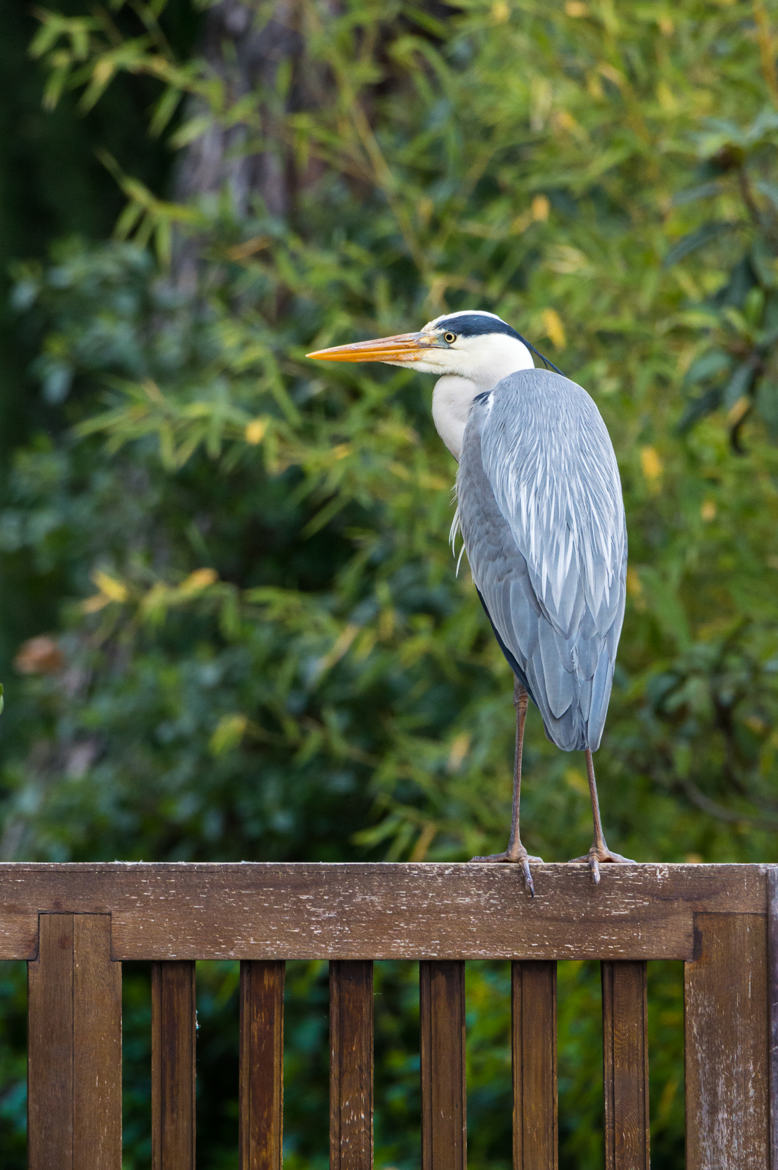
[434, 314, 564, 376]
[435, 314, 521, 339]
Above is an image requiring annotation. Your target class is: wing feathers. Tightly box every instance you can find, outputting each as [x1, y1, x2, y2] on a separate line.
[537, 623, 575, 718]
[456, 369, 626, 752]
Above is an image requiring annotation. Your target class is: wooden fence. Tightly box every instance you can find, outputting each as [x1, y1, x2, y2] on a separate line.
[1, 861, 776, 1168]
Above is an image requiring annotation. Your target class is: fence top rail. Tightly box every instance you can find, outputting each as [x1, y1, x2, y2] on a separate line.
[0, 862, 773, 963]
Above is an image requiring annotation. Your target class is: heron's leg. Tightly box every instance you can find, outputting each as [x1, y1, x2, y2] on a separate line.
[569, 748, 634, 884]
[507, 679, 529, 855]
[471, 679, 542, 896]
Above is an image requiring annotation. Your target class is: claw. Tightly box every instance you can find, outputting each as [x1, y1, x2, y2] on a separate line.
[568, 844, 636, 885]
[521, 855, 536, 898]
[470, 848, 543, 897]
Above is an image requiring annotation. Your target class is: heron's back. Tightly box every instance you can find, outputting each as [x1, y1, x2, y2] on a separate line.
[456, 369, 627, 751]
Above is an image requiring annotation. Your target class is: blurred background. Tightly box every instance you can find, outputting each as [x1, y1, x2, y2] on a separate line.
[0, 0, 776, 1165]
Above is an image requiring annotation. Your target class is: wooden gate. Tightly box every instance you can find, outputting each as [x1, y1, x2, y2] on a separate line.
[1, 861, 776, 1167]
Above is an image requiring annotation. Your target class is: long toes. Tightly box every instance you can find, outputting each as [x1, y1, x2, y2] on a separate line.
[469, 850, 543, 897]
[567, 848, 637, 885]
[470, 851, 544, 865]
[593, 849, 636, 866]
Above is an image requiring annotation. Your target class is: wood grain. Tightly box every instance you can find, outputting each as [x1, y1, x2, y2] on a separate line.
[28, 914, 74, 1170]
[329, 961, 374, 1169]
[601, 961, 649, 1170]
[28, 913, 122, 1170]
[768, 868, 778, 1170]
[240, 961, 284, 1170]
[152, 961, 196, 1170]
[15, 864, 778, 1166]
[0, 863, 770, 961]
[685, 912, 770, 1169]
[420, 960, 466, 1170]
[512, 961, 557, 1170]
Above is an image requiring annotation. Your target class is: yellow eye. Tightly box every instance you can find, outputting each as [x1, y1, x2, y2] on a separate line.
[443, 331, 457, 344]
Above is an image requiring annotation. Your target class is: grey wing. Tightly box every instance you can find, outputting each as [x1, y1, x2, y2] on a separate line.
[456, 369, 627, 751]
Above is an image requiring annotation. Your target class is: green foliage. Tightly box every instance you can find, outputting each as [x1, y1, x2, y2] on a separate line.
[2, 0, 778, 1166]
[671, 107, 778, 441]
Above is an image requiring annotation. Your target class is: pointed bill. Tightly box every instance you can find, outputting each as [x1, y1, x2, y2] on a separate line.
[306, 331, 437, 364]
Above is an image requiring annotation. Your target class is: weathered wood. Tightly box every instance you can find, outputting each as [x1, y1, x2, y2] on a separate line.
[28, 913, 122, 1170]
[685, 912, 770, 1170]
[240, 960, 284, 1170]
[152, 961, 196, 1170]
[512, 961, 557, 1170]
[28, 914, 74, 1170]
[768, 868, 778, 1170]
[601, 961, 649, 1170]
[14, 863, 778, 1167]
[330, 960, 374, 1169]
[420, 960, 466, 1170]
[0, 863, 769, 961]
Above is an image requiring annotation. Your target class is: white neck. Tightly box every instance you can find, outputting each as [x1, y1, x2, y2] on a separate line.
[430, 334, 535, 459]
[432, 376, 482, 458]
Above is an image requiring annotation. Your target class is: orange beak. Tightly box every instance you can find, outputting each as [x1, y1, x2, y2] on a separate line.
[306, 331, 437, 364]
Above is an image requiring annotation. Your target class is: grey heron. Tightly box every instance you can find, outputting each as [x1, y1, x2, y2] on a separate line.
[308, 310, 632, 893]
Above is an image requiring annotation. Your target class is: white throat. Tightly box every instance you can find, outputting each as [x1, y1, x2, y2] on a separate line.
[430, 333, 535, 459]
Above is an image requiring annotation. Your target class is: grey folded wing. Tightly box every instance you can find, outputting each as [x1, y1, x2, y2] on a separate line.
[456, 369, 627, 751]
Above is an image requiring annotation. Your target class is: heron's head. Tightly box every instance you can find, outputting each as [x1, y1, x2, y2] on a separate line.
[307, 310, 536, 390]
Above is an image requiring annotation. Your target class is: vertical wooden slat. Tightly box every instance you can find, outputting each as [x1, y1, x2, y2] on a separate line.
[420, 960, 466, 1170]
[240, 960, 284, 1170]
[330, 960, 374, 1170]
[73, 915, 123, 1168]
[767, 869, 778, 1170]
[152, 961, 196, 1170]
[601, 961, 649, 1170]
[512, 961, 557, 1170]
[685, 912, 769, 1170]
[28, 912, 122, 1170]
[28, 914, 74, 1169]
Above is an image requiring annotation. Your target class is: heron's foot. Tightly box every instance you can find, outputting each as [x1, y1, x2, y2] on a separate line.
[469, 847, 544, 897]
[568, 844, 636, 886]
